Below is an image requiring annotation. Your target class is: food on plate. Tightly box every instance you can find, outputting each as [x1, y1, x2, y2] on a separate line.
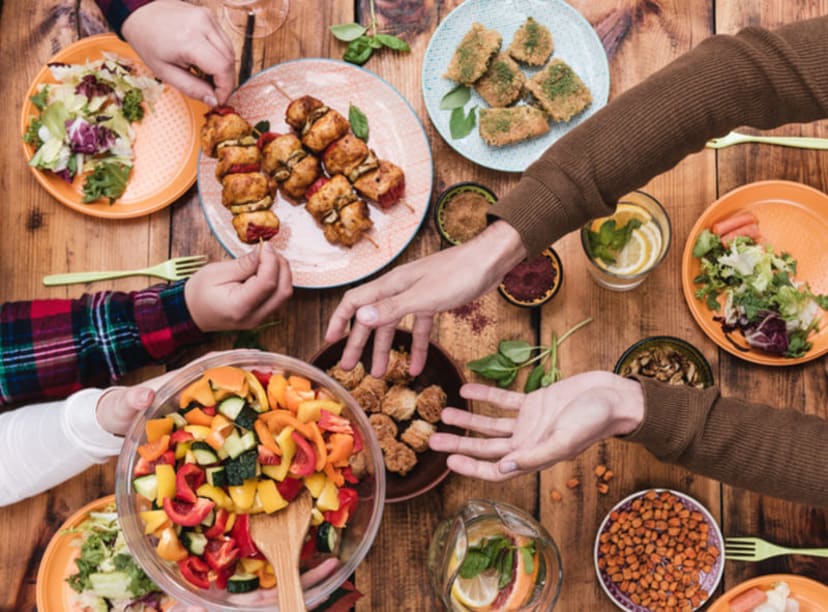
[131, 366, 364, 594]
[478, 106, 550, 146]
[259, 132, 322, 201]
[23, 53, 164, 204]
[596, 490, 720, 611]
[728, 581, 799, 612]
[525, 59, 592, 122]
[368, 413, 398, 445]
[285, 95, 327, 132]
[508, 17, 554, 66]
[352, 159, 406, 209]
[305, 174, 374, 248]
[232, 210, 281, 243]
[350, 375, 388, 413]
[221, 171, 275, 211]
[380, 385, 418, 421]
[202, 106, 253, 157]
[384, 349, 414, 385]
[585, 201, 665, 277]
[215, 140, 262, 181]
[322, 133, 375, 181]
[381, 439, 418, 477]
[302, 107, 351, 153]
[692, 214, 828, 358]
[474, 53, 526, 108]
[400, 419, 436, 452]
[415, 384, 447, 423]
[65, 501, 168, 611]
[444, 23, 503, 85]
[618, 341, 710, 389]
[326, 360, 366, 391]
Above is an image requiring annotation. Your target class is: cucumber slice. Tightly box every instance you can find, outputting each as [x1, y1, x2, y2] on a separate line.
[181, 531, 208, 556]
[191, 441, 219, 466]
[225, 450, 258, 485]
[167, 412, 188, 429]
[206, 466, 227, 487]
[316, 522, 340, 553]
[200, 508, 216, 527]
[218, 396, 246, 421]
[235, 405, 260, 431]
[239, 429, 258, 452]
[222, 430, 245, 459]
[226, 572, 259, 594]
[132, 474, 158, 502]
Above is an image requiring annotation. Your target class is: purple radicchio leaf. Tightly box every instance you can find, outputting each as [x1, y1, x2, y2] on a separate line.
[75, 74, 113, 99]
[65, 118, 115, 154]
[742, 310, 789, 355]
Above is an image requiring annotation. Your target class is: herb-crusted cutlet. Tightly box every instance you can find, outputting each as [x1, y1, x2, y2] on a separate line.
[479, 106, 550, 147]
[444, 23, 503, 85]
[526, 59, 592, 122]
[508, 17, 554, 66]
[474, 53, 526, 107]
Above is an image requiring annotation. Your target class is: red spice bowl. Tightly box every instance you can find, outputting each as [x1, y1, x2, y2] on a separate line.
[498, 247, 563, 307]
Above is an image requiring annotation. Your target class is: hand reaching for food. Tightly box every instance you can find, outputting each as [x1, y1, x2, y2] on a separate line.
[428, 373, 644, 481]
[325, 221, 527, 377]
[184, 242, 293, 332]
[122, 0, 235, 106]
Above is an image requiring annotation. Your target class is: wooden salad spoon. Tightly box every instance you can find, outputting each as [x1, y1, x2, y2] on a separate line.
[249, 489, 314, 612]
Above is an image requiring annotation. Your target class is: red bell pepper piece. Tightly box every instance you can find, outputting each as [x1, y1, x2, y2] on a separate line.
[289, 431, 316, 478]
[202, 405, 217, 417]
[204, 508, 230, 539]
[178, 555, 211, 589]
[317, 410, 354, 435]
[341, 465, 359, 485]
[205, 105, 237, 117]
[304, 176, 328, 199]
[323, 487, 359, 529]
[352, 426, 364, 453]
[251, 369, 272, 386]
[227, 162, 261, 174]
[230, 513, 261, 558]
[256, 132, 279, 151]
[170, 429, 195, 445]
[257, 444, 281, 466]
[215, 566, 233, 590]
[300, 527, 317, 562]
[163, 497, 215, 527]
[133, 449, 175, 477]
[175, 463, 205, 504]
[276, 477, 303, 502]
[204, 537, 239, 573]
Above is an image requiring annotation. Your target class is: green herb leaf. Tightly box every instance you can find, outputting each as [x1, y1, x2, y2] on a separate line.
[253, 120, 271, 138]
[519, 543, 535, 574]
[449, 105, 476, 139]
[440, 85, 471, 110]
[82, 161, 131, 204]
[496, 369, 518, 388]
[23, 117, 43, 148]
[524, 364, 545, 393]
[497, 548, 515, 590]
[122, 88, 144, 122]
[30, 86, 49, 111]
[330, 22, 367, 42]
[467, 352, 516, 381]
[368, 36, 384, 49]
[458, 550, 490, 579]
[349, 103, 369, 141]
[498, 340, 533, 364]
[373, 33, 410, 52]
[343, 37, 375, 65]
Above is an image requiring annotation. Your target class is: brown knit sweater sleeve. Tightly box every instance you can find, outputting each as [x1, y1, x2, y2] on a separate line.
[621, 376, 828, 507]
[490, 16, 828, 256]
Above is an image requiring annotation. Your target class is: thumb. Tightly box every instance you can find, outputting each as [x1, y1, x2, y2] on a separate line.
[97, 386, 156, 436]
[210, 247, 262, 284]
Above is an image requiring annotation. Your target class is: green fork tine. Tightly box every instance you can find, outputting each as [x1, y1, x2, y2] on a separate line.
[725, 536, 828, 561]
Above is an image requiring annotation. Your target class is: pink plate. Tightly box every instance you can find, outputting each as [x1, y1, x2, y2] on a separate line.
[197, 58, 433, 289]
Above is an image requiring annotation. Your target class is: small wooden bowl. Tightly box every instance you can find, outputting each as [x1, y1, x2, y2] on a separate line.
[434, 181, 497, 246]
[498, 247, 563, 308]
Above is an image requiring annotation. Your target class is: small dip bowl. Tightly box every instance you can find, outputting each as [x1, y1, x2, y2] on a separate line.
[614, 335, 714, 388]
[435, 181, 497, 245]
[498, 247, 563, 308]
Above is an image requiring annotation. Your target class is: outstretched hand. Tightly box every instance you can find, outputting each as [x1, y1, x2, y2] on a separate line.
[122, 0, 236, 105]
[325, 221, 527, 378]
[428, 373, 645, 481]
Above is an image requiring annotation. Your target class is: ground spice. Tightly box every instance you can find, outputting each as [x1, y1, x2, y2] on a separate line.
[449, 299, 491, 333]
[441, 190, 490, 243]
[501, 253, 558, 302]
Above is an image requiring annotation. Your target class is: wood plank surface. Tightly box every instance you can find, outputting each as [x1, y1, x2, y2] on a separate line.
[0, 0, 825, 610]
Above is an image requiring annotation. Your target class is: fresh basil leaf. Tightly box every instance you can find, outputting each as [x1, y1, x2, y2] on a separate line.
[449, 105, 476, 139]
[496, 369, 517, 388]
[330, 22, 367, 42]
[253, 120, 270, 137]
[349, 103, 369, 141]
[524, 364, 545, 393]
[367, 36, 384, 49]
[467, 352, 515, 380]
[498, 340, 532, 364]
[497, 549, 515, 590]
[440, 84, 471, 110]
[519, 544, 535, 574]
[458, 550, 490, 579]
[343, 37, 374, 65]
[374, 33, 410, 52]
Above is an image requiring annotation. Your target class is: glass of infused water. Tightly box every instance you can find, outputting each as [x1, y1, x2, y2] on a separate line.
[221, 0, 289, 38]
[580, 190, 671, 291]
[427, 499, 562, 611]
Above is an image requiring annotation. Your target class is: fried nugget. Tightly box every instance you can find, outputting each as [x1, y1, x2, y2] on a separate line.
[351, 375, 388, 413]
[302, 109, 350, 153]
[281, 154, 321, 201]
[216, 144, 261, 181]
[508, 17, 554, 66]
[474, 53, 525, 108]
[327, 361, 366, 390]
[369, 413, 398, 447]
[525, 59, 592, 122]
[400, 419, 436, 453]
[416, 385, 447, 424]
[201, 109, 252, 156]
[383, 439, 418, 476]
[232, 210, 280, 244]
[478, 106, 549, 146]
[384, 349, 413, 385]
[381, 385, 418, 421]
[444, 23, 502, 85]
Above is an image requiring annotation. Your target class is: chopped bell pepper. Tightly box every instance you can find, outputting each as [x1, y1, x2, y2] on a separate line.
[182, 424, 212, 440]
[179, 375, 216, 409]
[184, 407, 214, 427]
[318, 409, 353, 434]
[267, 374, 288, 410]
[175, 463, 205, 504]
[296, 399, 342, 423]
[257, 444, 281, 465]
[170, 429, 195, 445]
[179, 555, 211, 589]
[137, 435, 170, 462]
[303, 472, 327, 498]
[196, 483, 234, 511]
[204, 507, 231, 539]
[156, 526, 188, 561]
[204, 538, 240, 572]
[145, 417, 174, 443]
[139, 509, 170, 535]
[276, 477, 303, 502]
[155, 464, 177, 503]
[255, 419, 281, 456]
[133, 449, 175, 477]
[257, 479, 288, 513]
[230, 513, 260, 558]
[261, 410, 315, 440]
[243, 370, 269, 412]
[316, 478, 340, 512]
[323, 487, 359, 528]
[324, 462, 345, 488]
[326, 432, 354, 468]
[308, 422, 328, 472]
[289, 431, 317, 478]
[228, 479, 258, 511]
[162, 497, 216, 527]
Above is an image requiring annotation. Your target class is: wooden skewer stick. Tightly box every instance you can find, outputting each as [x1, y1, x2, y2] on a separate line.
[268, 80, 294, 103]
[402, 200, 416, 214]
[365, 234, 380, 249]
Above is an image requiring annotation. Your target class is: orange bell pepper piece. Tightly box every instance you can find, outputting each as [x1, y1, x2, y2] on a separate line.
[184, 407, 214, 427]
[308, 422, 327, 472]
[324, 462, 345, 488]
[137, 435, 170, 462]
[255, 418, 281, 456]
[287, 375, 312, 392]
[260, 410, 315, 440]
[326, 433, 354, 468]
[204, 430, 226, 451]
[155, 525, 188, 561]
[210, 414, 235, 437]
[284, 387, 314, 414]
[267, 374, 288, 410]
[145, 417, 174, 443]
[257, 567, 277, 589]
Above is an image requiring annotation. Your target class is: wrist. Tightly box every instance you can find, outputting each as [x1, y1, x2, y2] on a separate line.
[470, 220, 528, 280]
[119, 0, 155, 41]
[609, 375, 645, 435]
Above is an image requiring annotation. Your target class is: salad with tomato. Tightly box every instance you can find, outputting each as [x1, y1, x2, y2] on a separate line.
[131, 366, 364, 595]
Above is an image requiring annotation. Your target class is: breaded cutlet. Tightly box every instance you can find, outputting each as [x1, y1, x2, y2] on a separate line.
[474, 53, 525, 107]
[444, 23, 502, 85]
[526, 59, 592, 122]
[478, 106, 550, 147]
[508, 17, 554, 66]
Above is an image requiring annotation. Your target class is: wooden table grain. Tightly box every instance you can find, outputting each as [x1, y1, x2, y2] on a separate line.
[1, 0, 826, 610]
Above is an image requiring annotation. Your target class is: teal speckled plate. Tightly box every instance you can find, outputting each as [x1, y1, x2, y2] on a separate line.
[422, 0, 610, 173]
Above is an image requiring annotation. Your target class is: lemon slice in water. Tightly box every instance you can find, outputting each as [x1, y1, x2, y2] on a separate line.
[604, 220, 663, 276]
[451, 568, 500, 610]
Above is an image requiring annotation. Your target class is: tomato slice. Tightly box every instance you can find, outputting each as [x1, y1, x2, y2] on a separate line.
[276, 477, 303, 502]
[178, 555, 211, 589]
[162, 497, 215, 527]
[323, 487, 359, 529]
[229, 513, 261, 558]
[204, 538, 239, 573]
[288, 431, 316, 478]
[175, 463, 205, 504]
[204, 508, 230, 539]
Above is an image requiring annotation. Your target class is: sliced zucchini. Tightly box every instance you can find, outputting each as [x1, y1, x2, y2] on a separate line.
[191, 441, 219, 466]
[239, 429, 258, 452]
[226, 572, 259, 593]
[234, 405, 259, 431]
[181, 531, 208, 556]
[132, 474, 158, 502]
[223, 429, 245, 459]
[167, 412, 188, 429]
[200, 508, 216, 528]
[225, 450, 258, 485]
[206, 466, 227, 488]
[316, 522, 340, 554]
[218, 396, 246, 421]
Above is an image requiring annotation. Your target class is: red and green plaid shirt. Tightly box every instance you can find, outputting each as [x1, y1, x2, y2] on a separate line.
[0, 282, 204, 408]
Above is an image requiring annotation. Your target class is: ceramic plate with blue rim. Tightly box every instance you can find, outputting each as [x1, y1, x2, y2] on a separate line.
[422, 0, 610, 173]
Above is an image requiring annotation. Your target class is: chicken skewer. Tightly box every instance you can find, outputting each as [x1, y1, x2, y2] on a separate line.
[305, 174, 374, 248]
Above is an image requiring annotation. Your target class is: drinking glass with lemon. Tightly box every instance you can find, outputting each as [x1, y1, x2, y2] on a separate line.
[581, 191, 672, 291]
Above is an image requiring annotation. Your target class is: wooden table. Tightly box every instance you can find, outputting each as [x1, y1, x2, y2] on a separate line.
[1, 0, 826, 609]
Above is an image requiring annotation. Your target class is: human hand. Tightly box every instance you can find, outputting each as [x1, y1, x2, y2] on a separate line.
[121, 0, 235, 105]
[325, 221, 527, 378]
[184, 242, 293, 333]
[428, 372, 645, 481]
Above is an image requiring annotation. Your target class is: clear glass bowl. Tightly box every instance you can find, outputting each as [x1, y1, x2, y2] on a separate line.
[115, 349, 386, 610]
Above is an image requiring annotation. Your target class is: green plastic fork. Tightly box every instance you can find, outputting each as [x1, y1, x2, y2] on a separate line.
[706, 130, 828, 150]
[42, 255, 209, 286]
[725, 537, 828, 561]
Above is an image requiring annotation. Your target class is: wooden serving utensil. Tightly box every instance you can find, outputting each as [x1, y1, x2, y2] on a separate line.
[249, 490, 313, 612]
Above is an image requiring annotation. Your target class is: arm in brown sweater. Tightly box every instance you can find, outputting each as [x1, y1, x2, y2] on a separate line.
[623, 377, 828, 507]
[491, 16, 828, 256]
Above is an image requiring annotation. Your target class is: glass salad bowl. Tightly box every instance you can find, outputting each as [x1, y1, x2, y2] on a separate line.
[115, 349, 385, 610]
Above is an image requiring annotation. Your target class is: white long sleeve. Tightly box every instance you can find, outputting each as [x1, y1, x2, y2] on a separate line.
[0, 388, 124, 506]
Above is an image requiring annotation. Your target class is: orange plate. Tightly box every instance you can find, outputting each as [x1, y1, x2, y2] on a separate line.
[36, 494, 171, 611]
[20, 34, 207, 219]
[681, 180, 828, 366]
[708, 574, 828, 612]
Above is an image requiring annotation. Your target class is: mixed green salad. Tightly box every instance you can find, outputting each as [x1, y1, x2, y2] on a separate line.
[23, 52, 163, 204]
[693, 229, 828, 357]
[65, 503, 167, 612]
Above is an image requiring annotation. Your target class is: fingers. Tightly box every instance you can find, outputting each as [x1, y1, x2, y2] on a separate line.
[460, 383, 524, 411]
[498, 444, 562, 475]
[300, 557, 338, 588]
[408, 315, 433, 376]
[439, 407, 515, 437]
[339, 322, 374, 371]
[429, 432, 512, 459]
[370, 325, 397, 377]
[153, 63, 219, 106]
[446, 454, 519, 482]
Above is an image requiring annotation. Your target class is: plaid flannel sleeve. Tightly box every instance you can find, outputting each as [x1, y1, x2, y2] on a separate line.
[95, 0, 155, 37]
[0, 282, 205, 408]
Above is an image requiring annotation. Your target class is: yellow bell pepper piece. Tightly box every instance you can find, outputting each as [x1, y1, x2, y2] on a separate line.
[310, 507, 325, 527]
[155, 464, 176, 503]
[156, 526, 188, 561]
[197, 484, 234, 511]
[244, 371, 269, 412]
[225, 512, 237, 533]
[316, 478, 340, 512]
[183, 424, 212, 440]
[303, 472, 327, 498]
[296, 399, 343, 423]
[174, 441, 191, 460]
[240, 558, 266, 573]
[257, 479, 288, 513]
[139, 509, 170, 535]
[228, 479, 258, 511]
[268, 425, 296, 481]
